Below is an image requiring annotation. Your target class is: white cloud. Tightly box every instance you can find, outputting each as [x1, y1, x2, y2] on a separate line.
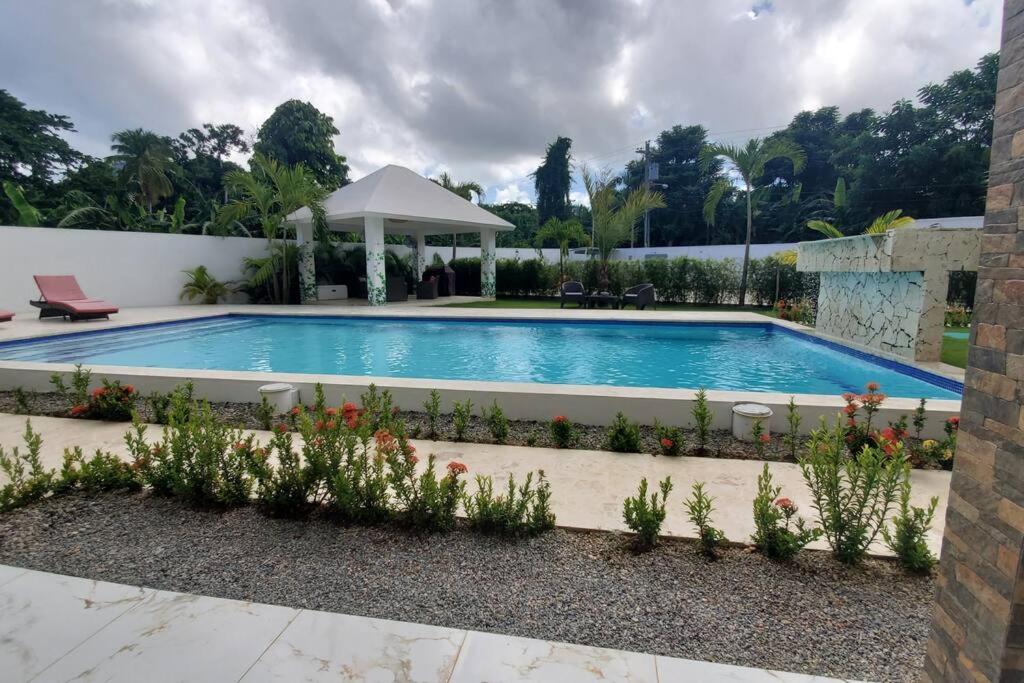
[493, 182, 533, 205]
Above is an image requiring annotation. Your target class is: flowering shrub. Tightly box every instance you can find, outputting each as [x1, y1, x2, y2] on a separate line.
[751, 418, 770, 459]
[841, 383, 891, 455]
[944, 304, 971, 328]
[684, 481, 726, 557]
[549, 415, 576, 449]
[774, 298, 814, 325]
[882, 476, 939, 574]
[605, 412, 642, 453]
[783, 397, 801, 460]
[389, 454, 465, 532]
[55, 446, 140, 495]
[654, 421, 682, 456]
[452, 399, 473, 442]
[464, 470, 556, 536]
[481, 400, 510, 444]
[50, 364, 91, 410]
[692, 388, 712, 454]
[751, 464, 819, 561]
[255, 395, 275, 430]
[51, 366, 136, 421]
[0, 421, 53, 513]
[623, 476, 672, 551]
[329, 423, 392, 524]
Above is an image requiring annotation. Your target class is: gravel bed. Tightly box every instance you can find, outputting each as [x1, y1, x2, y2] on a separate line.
[0, 492, 933, 682]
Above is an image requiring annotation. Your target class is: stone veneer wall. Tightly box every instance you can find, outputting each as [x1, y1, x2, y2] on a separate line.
[815, 271, 924, 358]
[924, 0, 1024, 679]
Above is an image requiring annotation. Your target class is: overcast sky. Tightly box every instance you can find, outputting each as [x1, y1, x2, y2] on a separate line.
[0, 0, 1003, 204]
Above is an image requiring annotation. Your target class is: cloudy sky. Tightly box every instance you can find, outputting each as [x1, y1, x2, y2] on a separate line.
[1, 0, 1003, 204]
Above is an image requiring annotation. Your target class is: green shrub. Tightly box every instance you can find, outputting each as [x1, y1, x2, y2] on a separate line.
[684, 481, 726, 557]
[481, 400, 510, 444]
[452, 399, 473, 441]
[882, 478, 939, 574]
[654, 420, 683, 456]
[329, 426, 393, 524]
[751, 418, 769, 459]
[0, 421, 53, 513]
[449, 257, 481, 295]
[13, 387, 30, 415]
[147, 382, 194, 425]
[549, 415, 576, 448]
[605, 412, 641, 453]
[56, 447, 140, 494]
[256, 395, 275, 430]
[388, 454, 466, 532]
[692, 388, 712, 453]
[248, 428, 315, 517]
[50, 364, 91, 407]
[783, 397, 801, 460]
[51, 367, 137, 421]
[360, 384, 397, 432]
[751, 464, 818, 561]
[464, 471, 556, 536]
[799, 419, 907, 565]
[623, 476, 672, 551]
[423, 389, 442, 438]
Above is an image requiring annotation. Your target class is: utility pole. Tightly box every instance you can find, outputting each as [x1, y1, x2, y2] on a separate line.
[635, 140, 656, 248]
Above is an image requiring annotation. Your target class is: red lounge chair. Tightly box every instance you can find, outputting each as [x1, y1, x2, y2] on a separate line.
[0, 310, 12, 322]
[30, 275, 118, 321]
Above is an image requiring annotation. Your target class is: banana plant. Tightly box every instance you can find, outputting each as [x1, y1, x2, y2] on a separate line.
[2, 181, 44, 226]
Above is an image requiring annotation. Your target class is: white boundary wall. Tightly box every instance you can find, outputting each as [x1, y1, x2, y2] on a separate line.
[0, 226, 268, 313]
[428, 243, 797, 265]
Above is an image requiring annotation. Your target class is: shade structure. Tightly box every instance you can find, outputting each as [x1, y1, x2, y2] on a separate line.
[286, 165, 513, 305]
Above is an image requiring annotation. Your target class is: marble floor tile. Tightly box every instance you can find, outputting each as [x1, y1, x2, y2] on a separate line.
[448, 631, 658, 683]
[0, 569, 147, 681]
[35, 588, 299, 683]
[0, 563, 28, 587]
[655, 656, 858, 682]
[241, 609, 466, 682]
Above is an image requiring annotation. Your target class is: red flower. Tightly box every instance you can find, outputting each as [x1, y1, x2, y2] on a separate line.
[290, 406, 301, 416]
[866, 382, 880, 392]
[774, 497, 796, 511]
[233, 441, 247, 451]
[123, 385, 135, 394]
[325, 407, 338, 417]
[342, 402, 358, 414]
[553, 415, 568, 424]
[759, 433, 771, 444]
[446, 461, 468, 475]
[846, 418, 857, 428]
[841, 392, 856, 403]
[947, 416, 960, 429]
[408, 454, 419, 465]
[879, 427, 899, 443]
[660, 437, 674, 449]
[326, 421, 336, 430]
[275, 423, 289, 434]
[314, 420, 325, 431]
[346, 415, 358, 429]
[91, 387, 106, 398]
[842, 403, 858, 416]
[70, 404, 89, 417]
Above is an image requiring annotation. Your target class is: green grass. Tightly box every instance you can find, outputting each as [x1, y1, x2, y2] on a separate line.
[941, 326, 969, 368]
[443, 296, 779, 317]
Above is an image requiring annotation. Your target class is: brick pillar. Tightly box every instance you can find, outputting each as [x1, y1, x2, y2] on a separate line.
[924, 1, 1024, 680]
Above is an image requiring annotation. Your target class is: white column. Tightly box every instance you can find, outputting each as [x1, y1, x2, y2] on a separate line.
[416, 232, 427, 281]
[295, 221, 317, 304]
[480, 227, 496, 299]
[364, 215, 387, 306]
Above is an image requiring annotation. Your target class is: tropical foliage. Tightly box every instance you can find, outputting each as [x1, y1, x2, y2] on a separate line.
[180, 266, 233, 304]
[532, 136, 573, 226]
[534, 217, 587, 283]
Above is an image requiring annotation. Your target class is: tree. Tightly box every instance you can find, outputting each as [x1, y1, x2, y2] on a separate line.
[484, 201, 539, 247]
[108, 129, 177, 212]
[582, 166, 665, 289]
[807, 209, 915, 238]
[533, 136, 572, 225]
[254, 100, 349, 191]
[535, 217, 588, 284]
[701, 138, 805, 305]
[2, 181, 43, 226]
[430, 171, 483, 261]
[220, 154, 328, 304]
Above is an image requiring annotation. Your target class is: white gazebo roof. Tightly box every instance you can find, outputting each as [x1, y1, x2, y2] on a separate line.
[287, 164, 514, 235]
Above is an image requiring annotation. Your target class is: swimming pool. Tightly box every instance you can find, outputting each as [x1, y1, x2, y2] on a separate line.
[0, 314, 961, 399]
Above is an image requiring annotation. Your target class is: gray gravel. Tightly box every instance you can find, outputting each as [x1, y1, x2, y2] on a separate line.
[0, 492, 932, 682]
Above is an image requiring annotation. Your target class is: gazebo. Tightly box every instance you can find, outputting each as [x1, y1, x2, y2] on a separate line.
[287, 164, 514, 305]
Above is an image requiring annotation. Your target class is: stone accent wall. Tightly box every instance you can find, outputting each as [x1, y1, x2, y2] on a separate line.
[815, 271, 924, 357]
[924, 1, 1024, 679]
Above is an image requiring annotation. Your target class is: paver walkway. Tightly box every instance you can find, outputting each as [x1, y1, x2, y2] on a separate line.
[0, 413, 951, 553]
[0, 565, 859, 682]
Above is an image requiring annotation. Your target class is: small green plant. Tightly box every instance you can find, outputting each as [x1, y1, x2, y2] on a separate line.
[912, 398, 927, 440]
[684, 481, 726, 557]
[256, 395, 275, 431]
[147, 391, 172, 424]
[605, 412, 642, 453]
[424, 389, 441, 438]
[481, 400, 510, 444]
[312, 383, 327, 414]
[654, 420, 683, 456]
[360, 383, 397, 432]
[783, 396, 801, 460]
[88, 380, 137, 421]
[50, 364, 91, 411]
[180, 265, 233, 304]
[751, 464, 818, 561]
[56, 447, 140, 495]
[622, 476, 672, 551]
[248, 427, 315, 517]
[526, 429, 539, 447]
[549, 415, 575, 448]
[330, 425, 394, 524]
[692, 388, 712, 454]
[452, 399, 473, 441]
[464, 470, 556, 536]
[0, 421, 53, 512]
[13, 387, 30, 415]
[388, 454, 466, 532]
[751, 418, 770, 459]
[882, 477, 939, 574]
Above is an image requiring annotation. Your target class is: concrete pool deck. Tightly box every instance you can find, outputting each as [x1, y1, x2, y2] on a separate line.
[0, 413, 951, 555]
[0, 304, 964, 440]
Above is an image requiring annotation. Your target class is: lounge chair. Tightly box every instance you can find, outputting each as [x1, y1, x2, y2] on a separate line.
[30, 275, 119, 321]
[0, 310, 12, 322]
[560, 281, 588, 308]
[620, 283, 656, 310]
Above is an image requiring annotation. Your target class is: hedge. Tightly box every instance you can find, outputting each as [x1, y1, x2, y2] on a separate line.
[447, 255, 820, 305]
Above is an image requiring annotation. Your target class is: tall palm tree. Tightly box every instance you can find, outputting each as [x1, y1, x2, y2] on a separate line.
[534, 217, 588, 284]
[431, 171, 483, 261]
[701, 137, 806, 306]
[108, 129, 177, 213]
[220, 153, 327, 304]
[582, 166, 665, 290]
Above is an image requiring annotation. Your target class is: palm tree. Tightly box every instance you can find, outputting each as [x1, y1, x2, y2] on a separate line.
[701, 137, 806, 306]
[108, 129, 177, 213]
[180, 265, 233, 304]
[220, 153, 327, 304]
[534, 217, 588, 284]
[431, 171, 483, 261]
[582, 166, 665, 290]
[807, 209, 915, 238]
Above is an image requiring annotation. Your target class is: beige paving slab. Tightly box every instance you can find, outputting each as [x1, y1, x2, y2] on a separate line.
[0, 413, 951, 554]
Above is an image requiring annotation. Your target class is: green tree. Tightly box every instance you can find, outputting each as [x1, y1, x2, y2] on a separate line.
[108, 129, 177, 213]
[807, 209, 915, 238]
[701, 138, 805, 305]
[484, 201, 539, 247]
[2, 182, 43, 226]
[534, 217, 588, 284]
[532, 136, 572, 226]
[254, 100, 349, 191]
[431, 171, 483, 261]
[221, 153, 328, 304]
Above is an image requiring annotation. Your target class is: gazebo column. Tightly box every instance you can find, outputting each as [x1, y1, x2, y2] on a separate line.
[364, 215, 387, 306]
[295, 221, 317, 304]
[416, 232, 427, 281]
[480, 227, 496, 299]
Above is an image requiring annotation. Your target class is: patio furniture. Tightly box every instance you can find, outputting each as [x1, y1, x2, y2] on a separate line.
[386, 276, 408, 302]
[423, 265, 456, 296]
[30, 275, 118, 321]
[587, 291, 619, 309]
[560, 281, 588, 308]
[416, 277, 439, 300]
[620, 283, 656, 310]
[0, 310, 12, 322]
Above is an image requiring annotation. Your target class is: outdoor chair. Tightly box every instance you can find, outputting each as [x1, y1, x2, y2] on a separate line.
[620, 283, 656, 310]
[30, 275, 118, 321]
[560, 281, 588, 308]
[0, 310, 13, 322]
[416, 277, 439, 300]
[386, 276, 409, 302]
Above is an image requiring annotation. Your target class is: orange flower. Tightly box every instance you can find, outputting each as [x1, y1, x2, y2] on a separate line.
[91, 387, 106, 398]
[759, 433, 771, 444]
[866, 382, 880, 392]
[275, 423, 289, 434]
[342, 402, 358, 414]
[325, 407, 338, 417]
[123, 385, 135, 394]
[290, 406, 301, 416]
[408, 454, 419, 465]
[660, 437, 674, 449]
[314, 420, 325, 431]
[553, 415, 568, 424]
[841, 392, 856, 403]
[842, 404, 858, 416]
[774, 497, 796, 511]
[70, 404, 89, 417]
[446, 461, 468, 475]
[947, 416, 960, 430]
[326, 421, 336, 430]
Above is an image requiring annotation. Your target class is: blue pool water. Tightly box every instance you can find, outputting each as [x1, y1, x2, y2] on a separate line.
[0, 315, 962, 399]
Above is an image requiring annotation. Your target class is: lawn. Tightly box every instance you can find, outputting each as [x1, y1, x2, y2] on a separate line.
[942, 327, 969, 368]
[444, 296, 779, 317]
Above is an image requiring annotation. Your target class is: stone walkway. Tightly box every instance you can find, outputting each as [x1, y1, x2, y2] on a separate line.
[0, 414, 951, 554]
[0, 565, 858, 682]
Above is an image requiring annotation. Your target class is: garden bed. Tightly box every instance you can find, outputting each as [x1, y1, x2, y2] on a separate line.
[0, 491, 932, 683]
